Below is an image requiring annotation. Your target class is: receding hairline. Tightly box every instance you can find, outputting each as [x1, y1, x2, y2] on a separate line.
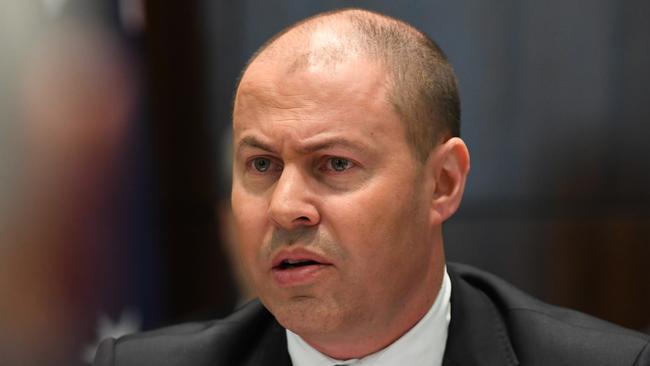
[255, 13, 352, 61]
[235, 8, 414, 89]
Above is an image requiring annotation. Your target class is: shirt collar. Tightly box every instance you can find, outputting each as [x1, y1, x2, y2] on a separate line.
[287, 268, 452, 366]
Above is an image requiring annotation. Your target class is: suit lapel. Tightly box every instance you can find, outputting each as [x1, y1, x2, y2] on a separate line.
[442, 266, 519, 366]
[243, 317, 292, 366]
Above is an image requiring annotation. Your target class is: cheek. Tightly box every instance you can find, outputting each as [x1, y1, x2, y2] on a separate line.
[331, 177, 422, 238]
[325, 178, 428, 276]
[231, 189, 269, 264]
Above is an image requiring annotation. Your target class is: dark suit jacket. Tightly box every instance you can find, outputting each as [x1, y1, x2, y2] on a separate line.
[94, 263, 650, 365]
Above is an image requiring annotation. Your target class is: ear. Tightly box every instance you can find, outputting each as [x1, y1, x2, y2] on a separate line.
[426, 137, 470, 226]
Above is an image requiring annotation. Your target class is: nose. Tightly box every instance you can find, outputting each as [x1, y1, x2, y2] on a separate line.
[268, 165, 320, 229]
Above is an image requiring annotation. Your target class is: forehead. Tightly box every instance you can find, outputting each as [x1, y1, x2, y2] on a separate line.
[233, 56, 396, 134]
[241, 52, 387, 100]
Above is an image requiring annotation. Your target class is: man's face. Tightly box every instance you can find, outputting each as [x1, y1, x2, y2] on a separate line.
[231, 57, 441, 343]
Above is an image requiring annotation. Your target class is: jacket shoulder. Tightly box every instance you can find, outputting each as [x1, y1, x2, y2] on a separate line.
[448, 262, 650, 365]
[93, 300, 289, 366]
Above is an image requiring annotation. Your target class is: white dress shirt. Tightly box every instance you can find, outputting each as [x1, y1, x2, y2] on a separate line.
[287, 268, 452, 366]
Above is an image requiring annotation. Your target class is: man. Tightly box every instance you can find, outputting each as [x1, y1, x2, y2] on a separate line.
[94, 8, 650, 366]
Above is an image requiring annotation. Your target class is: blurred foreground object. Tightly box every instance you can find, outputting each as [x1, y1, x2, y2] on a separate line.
[0, 3, 137, 365]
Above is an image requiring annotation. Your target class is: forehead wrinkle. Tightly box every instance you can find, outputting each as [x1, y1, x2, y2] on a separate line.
[236, 119, 374, 159]
[295, 136, 373, 155]
[235, 120, 312, 157]
[236, 74, 321, 115]
[237, 135, 275, 153]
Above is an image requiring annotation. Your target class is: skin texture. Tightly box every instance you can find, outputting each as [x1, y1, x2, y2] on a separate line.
[231, 28, 470, 359]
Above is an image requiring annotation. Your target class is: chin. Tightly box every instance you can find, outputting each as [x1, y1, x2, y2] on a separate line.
[268, 295, 345, 336]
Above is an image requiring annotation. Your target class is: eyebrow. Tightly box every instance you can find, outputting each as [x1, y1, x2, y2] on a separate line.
[237, 135, 371, 155]
[238, 136, 275, 153]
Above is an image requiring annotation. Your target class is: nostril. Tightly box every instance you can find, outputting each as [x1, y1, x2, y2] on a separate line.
[292, 216, 313, 225]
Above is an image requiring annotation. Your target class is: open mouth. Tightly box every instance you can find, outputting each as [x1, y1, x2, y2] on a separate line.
[276, 259, 321, 270]
[270, 251, 332, 286]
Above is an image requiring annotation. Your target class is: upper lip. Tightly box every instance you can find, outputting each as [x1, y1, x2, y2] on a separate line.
[271, 248, 333, 270]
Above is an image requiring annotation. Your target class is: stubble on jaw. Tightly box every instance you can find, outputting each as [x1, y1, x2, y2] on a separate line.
[270, 280, 373, 344]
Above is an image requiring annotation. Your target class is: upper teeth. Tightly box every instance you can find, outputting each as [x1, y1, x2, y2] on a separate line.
[285, 259, 308, 264]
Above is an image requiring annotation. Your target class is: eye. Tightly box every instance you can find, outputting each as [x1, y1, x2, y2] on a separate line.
[326, 157, 353, 172]
[251, 157, 273, 172]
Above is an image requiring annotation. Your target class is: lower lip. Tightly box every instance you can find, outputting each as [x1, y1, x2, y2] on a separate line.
[272, 264, 331, 287]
